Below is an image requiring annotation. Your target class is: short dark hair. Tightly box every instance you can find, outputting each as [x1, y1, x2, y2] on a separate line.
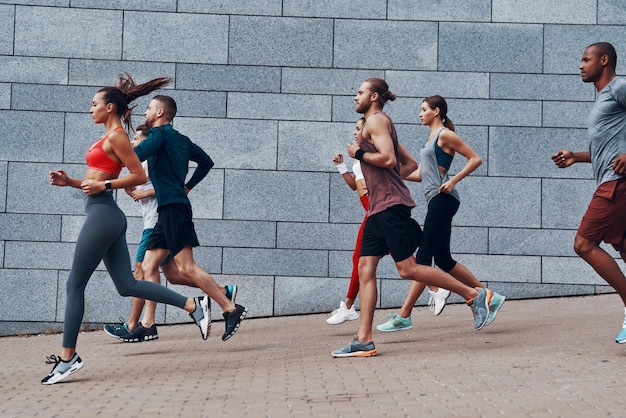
[152, 95, 178, 120]
[588, 42, 617, 71]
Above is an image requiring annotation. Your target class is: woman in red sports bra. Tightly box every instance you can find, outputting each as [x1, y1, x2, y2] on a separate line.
[42, 74, 213, 385]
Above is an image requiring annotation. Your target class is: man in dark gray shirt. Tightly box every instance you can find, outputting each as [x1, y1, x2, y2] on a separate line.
[553, 42, 626, 344]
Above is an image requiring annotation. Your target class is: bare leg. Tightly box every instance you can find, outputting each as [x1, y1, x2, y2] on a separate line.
[355, 256, 381, 343]
[126, 261, 146, 330]
[397, 281, 427, 318]
[575, 235, 626, 305]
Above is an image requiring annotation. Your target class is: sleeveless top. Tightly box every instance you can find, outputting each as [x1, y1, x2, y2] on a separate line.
[358, 112, 415, 216]
[85, 126, 124, 176]
[136, 160, 159, 229]
[419, 128, 460, 204]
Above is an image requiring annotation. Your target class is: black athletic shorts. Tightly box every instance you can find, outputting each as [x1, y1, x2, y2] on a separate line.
[146, 203, 200, 257]
[360, 204, 422, 262]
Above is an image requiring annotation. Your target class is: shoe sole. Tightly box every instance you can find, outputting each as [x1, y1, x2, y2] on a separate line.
[331, 349, 377, 358]
[326, 314, 359, 325]
[376, 325, 412, 332]
[121, 334, 159, 343]
[222, 307, 248, 341]
[42, 360, 84, 385]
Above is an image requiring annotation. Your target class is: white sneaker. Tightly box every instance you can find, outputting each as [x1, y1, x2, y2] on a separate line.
[428, 288, 451, 316]
[326, 301, 359, 325]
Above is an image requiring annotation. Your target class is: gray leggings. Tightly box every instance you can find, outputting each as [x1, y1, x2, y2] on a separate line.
[63, 192, 187, 348]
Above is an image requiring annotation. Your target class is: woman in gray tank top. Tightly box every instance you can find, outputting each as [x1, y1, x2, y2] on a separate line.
[378, 95, 506, 331]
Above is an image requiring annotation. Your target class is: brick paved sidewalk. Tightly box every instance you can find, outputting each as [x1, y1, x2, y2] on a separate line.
[2, 294, 626, 417]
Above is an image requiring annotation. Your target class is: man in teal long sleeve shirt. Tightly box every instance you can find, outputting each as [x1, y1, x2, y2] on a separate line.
[131, 95, 247, 342]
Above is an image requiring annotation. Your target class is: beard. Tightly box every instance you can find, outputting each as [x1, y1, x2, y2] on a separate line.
[355, 101, 370, 114]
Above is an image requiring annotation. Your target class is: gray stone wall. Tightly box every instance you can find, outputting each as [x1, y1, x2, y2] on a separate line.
[1, 0, 625, 335]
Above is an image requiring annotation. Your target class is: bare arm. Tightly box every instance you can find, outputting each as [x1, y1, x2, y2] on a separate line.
[398, 142, 418, 179]
[347, 114, 396, 168]
[439, 130, 482, 193]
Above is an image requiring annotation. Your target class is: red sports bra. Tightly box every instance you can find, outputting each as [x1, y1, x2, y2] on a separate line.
[85, 126, 125, 176]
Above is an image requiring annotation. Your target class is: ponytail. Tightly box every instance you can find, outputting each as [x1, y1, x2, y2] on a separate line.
[423, 95, 455, 132]
[98, 73, 172, 131]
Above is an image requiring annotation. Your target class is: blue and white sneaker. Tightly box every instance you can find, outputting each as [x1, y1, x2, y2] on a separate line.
[331, 338, 377, 358]
[41, 353, 84, 385]
[616, 328, 626, 344]
[468, 287, 491, 330]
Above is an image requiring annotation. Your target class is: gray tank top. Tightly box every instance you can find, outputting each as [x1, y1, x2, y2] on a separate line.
[419, 128, 460, 204]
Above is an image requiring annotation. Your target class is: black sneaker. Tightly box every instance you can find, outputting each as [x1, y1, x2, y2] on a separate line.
[41, 353, 84, 385]
[222, 304, 248, 341]
[120, 324, 159, 343]
[103, 317, 129, 339]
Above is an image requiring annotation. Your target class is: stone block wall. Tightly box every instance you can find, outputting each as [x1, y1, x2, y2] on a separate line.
[1, 0, 625, 335]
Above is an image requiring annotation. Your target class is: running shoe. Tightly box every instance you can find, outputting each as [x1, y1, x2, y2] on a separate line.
[616, 328, 626, 344]
[428, 288, 451, 316]
[190, 296, 211, 340]
[41, 353, 84, 385]
[484, 292, 506, 327]
[120, 324, 159, 342]
[222, 304, 248, 341]
[331, 338, 377, 358]
[468, 287, 491, 330]
[376, 313, 413, 332]
[103, 317, 129, 339]
[327, 301, 359, 325]
[225, 285, 238, 304]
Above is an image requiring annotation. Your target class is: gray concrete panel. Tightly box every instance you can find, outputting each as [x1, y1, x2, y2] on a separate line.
[543, 101, 594, 129]
[490, 74, 593, 101]
[0, 162, 6, 211]
[453, 254, 541, 283]
[489, 228, 577, 257]
[0, 111, 64, 162]
[334, 20, 438, 70]
[0, 5, 14, 55]
[543, 256, 615, 285]
[599, 0, 626, 24]
[282, 68, 383, 95]
[229, 16, 333, 67]
[284, 0, 385, 19]
[11, 84, 94, 112]
[542, 179, 596, 229]
[488, 127, 590, 178]
[7, 163, 86, 215]
[544, 25, 626, 75]
[386, 71, 490, 99]
[439, 23, 543, 73]
[454, 177, 541, 228]
[123, 12, 229, 64]
[0, 214, 60, 242]
[223, 248, 328, 277]
[0, 269, 58, 321]
[68, 59, 176, 87]
[176, 64, 281, 93]
[178, 0, 281, 15]
[277, 222, 363, 251]
[0, 56, 68, 84]
[0, 83, 8, 109]
[223, 170, 329, 222]
[15, 6, 122, 59]
[174, 118, 278, 170]
[70, 0, 176, 11]
[278, 121, 356, 172]
[228, 92, 331, 122]
[193, 219, 276, 249]
[492, 0, 596, 24]
[388, 0, 491, 22]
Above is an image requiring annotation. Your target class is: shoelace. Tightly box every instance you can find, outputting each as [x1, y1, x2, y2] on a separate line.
[45, 354, 60, 365]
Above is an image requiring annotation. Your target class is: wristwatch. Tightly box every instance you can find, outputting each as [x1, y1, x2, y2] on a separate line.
[104, 180, 112, 192]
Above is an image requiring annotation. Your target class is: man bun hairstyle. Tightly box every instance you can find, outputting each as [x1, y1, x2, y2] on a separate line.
[365, 77, 397, 107]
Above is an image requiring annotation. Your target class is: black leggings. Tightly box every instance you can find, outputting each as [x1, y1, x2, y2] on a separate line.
[415, 193, 460, 272]
[63, 193, 187, 348]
